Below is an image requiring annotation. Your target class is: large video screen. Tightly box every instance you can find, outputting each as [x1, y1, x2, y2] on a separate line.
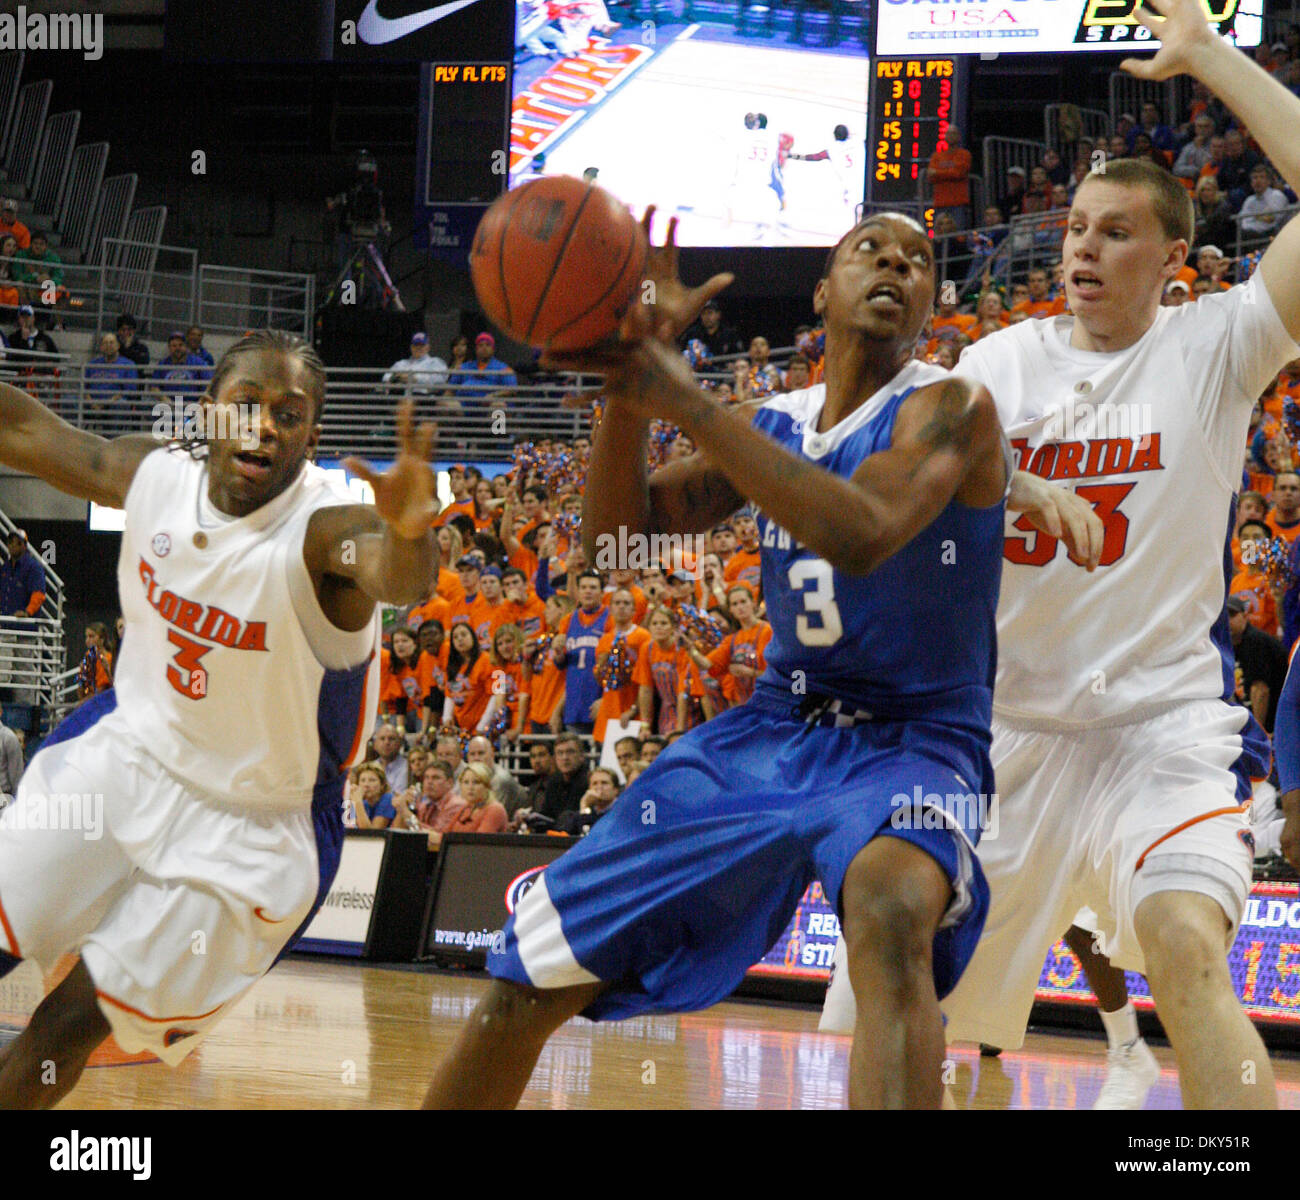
[510, 4, 869, 247]
[875, 0, 1263, 56]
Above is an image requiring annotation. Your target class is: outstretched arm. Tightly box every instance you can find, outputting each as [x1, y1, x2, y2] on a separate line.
[1122, 0, 1300, 340]
[0, 379, 156, 506]
[304, 401, 439, 630]
[582, 340, 1005, 576]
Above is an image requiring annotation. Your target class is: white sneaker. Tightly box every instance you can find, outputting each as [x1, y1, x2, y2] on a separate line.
[1093, 1038, 1160, 1110]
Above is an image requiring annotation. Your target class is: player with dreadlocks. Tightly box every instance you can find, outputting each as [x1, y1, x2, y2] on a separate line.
[0, 329, 438, 1107]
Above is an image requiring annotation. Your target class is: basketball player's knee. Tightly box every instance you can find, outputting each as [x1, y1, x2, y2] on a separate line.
[841, 888, 933, 981]
[1137, 902, 1230, 996]
[472, 980, 589, 1041]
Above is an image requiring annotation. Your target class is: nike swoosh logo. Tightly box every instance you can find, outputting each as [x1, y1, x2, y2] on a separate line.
[254, 906, 284, 924]
[357, 0, 484, 45]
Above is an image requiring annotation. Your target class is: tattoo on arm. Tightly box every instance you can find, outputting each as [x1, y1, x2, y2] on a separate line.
[909, 381, 978, 479]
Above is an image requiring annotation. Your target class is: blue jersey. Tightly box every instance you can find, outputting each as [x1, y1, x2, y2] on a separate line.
[750, 361, 1005, 734]
[561, 606, 610, 724]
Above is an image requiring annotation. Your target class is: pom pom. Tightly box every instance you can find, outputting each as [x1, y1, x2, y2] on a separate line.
[678, 603, 728, 650]
[1283, 395, 1300, 449]
[684, 338, 712, 370]
[1255, 535, 1296, 592]
[596, 633, 634, 691]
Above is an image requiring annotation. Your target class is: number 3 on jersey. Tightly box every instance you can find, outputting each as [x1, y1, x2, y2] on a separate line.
[789, 559, 843, 646]
[1004, 481, 1135, 568]
[167, 629, 210, 699]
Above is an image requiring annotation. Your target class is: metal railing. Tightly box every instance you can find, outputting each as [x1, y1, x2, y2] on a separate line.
[1043, 105, 1111, 159]
[0, 249, 314, 343]
[981, 137, 1047, 199]
[1231, 201, 1299, 264]
[198, 263, 315, 340]
[0, 618, 64, 709]
[0, 497, 66, 714]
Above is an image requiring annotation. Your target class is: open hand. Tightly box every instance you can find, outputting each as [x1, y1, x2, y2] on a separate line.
[1008, 470, 1104, 571]
[1120, 0, 1220, 81]
[342, 400, 437, 539]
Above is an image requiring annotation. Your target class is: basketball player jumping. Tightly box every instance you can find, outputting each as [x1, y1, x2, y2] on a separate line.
[0, 330, 438, 1108]
[822, 0, 1300, 1109]
[425, 211, 1098, 1109]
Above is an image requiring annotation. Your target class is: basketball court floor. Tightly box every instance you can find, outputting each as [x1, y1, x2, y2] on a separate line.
[4, 957, 1299, 1109]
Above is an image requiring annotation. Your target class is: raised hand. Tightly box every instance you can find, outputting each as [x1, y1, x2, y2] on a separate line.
[633, 207, 734, 343]
[1120, 0, 1219, 81]
[341, 399, 437, 540]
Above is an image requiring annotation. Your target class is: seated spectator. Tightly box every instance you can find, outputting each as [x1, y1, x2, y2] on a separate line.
[969, 290, 1010, 338]
[613, 735, 641, 782]
[0, 235, 20, 312]
[394, 761, 466, 847]
[433, 730, 466, 780]
[370, 721, 410, 793]
[384, 331, 448, 395]
[1194, 244, 1233, 289]
[1192, 176, 1236, 250]
[681, 299, 744, 359]
[1174, 113, 1218, 179]
[7, 304, 58, 368]
[115, 314, 151, 370]
[445, 761, 508, 833]
[511, 731, 588, 829]
[1215, 129, 1260, 209]
[998, 165, 1028, 221]
[640, 735, 666, 765]
[1115, 111, 1138, 150]
[556, 766, 620, 835]
[0, 201, 29, 251]
[1020, 165, 1053, 215]
[350, 762, 396, 829]
[1229, 595, 1287, 732]
[1162, 279, 1192, 306]
[519, 738, 556, 809]
[447, 332, 516, 400]
[1239, 164, 1291, 240]
[784, 353, 812, 391]
[185, 326, 214, 383]
[1012, 267, 1066, 319]
[76, 622, 113, 700]
[747, 336, 782, 396]
[85, 334, 140, 414]
[15, 231, 66, 316]
[1040, 146, 1069, 187]
[465, 734, 526, 815]
[153, 331, 208, 398]
[1136, 101, 1177, 157]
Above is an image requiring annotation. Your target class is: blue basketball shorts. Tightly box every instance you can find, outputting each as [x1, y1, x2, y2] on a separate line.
[488, 688, 992, 1019]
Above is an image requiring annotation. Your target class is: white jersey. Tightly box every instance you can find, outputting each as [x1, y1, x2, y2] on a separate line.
[959, 273, 1298, 729]
[108, 449, 381, 806]
[733, 129, 777, 187]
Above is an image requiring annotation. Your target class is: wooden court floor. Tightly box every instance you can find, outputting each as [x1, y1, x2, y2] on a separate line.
[4, 958, 1300, 1109]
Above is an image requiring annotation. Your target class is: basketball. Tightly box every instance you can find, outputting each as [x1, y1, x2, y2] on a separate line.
[469, 175, 648, 352]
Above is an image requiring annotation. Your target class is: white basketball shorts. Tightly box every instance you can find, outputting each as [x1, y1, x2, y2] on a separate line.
[0, 719, 325, 1065]
[820, 698, 1256, 1047]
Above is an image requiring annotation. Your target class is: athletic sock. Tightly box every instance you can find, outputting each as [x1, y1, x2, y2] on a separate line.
[1099, 1000, 1139, 1050]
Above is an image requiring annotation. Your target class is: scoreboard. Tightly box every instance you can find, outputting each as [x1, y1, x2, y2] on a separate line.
[866, 57, 970, 207]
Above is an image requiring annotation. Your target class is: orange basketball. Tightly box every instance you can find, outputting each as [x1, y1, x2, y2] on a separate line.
[469, 175, 648, 352]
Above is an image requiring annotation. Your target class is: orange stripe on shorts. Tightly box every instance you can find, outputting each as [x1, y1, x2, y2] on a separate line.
[1134, 805, 1248, 872]
[96, 989, 224, 1024]
[0, 890, 20, 958]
